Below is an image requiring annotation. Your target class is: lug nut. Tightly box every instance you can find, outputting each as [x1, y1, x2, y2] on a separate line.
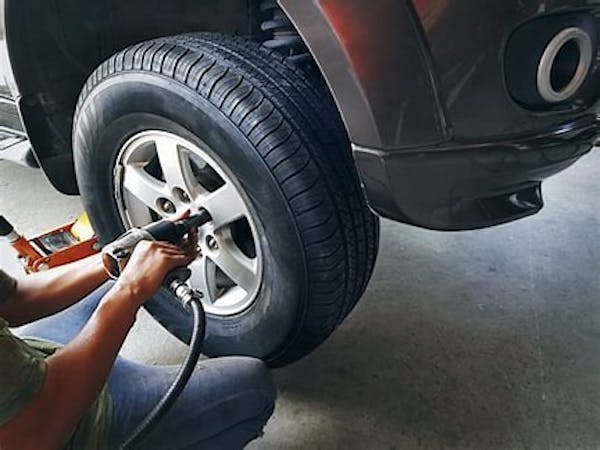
[158, 198, 176, 214]
[206, 235, 219, 251]
[173, 187, 191, 204]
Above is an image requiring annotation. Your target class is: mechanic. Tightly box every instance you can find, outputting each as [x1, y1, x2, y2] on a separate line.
[0, 229, 276, 449]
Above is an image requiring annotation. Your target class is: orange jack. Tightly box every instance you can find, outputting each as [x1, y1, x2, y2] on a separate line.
[0, 213, 100, 273]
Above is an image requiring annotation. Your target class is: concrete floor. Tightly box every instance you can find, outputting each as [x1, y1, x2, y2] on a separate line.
[1, 150, 599, 449]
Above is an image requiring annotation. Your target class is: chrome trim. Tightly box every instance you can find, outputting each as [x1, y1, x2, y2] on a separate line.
[537, 27, 593, 103]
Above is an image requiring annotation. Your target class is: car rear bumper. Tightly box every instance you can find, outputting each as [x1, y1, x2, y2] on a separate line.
[354, 114, 599, 231]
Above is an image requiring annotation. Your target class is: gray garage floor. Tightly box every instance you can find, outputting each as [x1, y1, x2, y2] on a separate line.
[1, 150, 599, 449]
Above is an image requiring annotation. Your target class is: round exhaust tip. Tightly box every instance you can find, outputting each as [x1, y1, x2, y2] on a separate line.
[537, 27, 593, 103]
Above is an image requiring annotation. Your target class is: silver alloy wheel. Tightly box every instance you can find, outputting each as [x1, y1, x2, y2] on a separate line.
[114, 130, 263, 316]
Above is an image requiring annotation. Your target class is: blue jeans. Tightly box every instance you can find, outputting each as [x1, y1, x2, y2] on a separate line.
[16, 283, 276, 449]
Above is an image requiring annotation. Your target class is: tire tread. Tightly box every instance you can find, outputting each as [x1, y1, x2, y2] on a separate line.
[74, 33, 380, 365]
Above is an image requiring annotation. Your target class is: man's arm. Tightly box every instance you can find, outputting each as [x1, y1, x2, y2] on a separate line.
[0, 254, 109, 327]
[0, 240, 195, 450]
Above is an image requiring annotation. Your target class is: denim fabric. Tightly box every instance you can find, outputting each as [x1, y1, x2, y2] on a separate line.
[17, 283, 276, 449]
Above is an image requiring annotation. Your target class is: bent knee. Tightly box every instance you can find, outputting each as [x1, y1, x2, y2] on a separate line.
[216, 357, 276, 414]
[239, 357, 276, 401]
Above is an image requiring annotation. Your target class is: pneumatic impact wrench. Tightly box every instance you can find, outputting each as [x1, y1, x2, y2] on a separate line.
[101, 209, 212, 450]
[102, 209, 212, 307]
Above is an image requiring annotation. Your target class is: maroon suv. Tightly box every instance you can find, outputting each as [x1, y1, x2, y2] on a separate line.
[0, 1, 598, 365]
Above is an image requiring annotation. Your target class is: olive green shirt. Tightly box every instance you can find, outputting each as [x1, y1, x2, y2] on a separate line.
[0, 269, 112, 449]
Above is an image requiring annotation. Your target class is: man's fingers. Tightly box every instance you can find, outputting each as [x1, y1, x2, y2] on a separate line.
[182, 240, 200, 259]
[183, 253, 198, 265]
[181, 231, 199, 248]
[152, 238, 198, 257]
[151, 241, 179, 249]
[152, 242, 185, 253]
[187, 232, 199, 253]
[161, 249, 188, 259]
[170, 209, 191, 222]
[188, 229, 199, 243]
[165, 254, 193, 270]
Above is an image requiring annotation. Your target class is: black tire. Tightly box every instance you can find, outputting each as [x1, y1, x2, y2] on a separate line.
[73, 33, 379, 366]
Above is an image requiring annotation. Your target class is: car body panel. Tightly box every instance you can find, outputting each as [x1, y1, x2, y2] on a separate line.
[354, 115, 598, 230]
[416, 0, 600, 139]
[281, 0, 599, 228]
[282, 1, 600, 148]
[0, 0, 598, 229]
[279, 0, 447, 150]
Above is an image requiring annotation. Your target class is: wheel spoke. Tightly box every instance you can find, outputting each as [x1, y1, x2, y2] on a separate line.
[210, 241, 257, 293]
[155, 137, 197, 196]
[200, 182, 246, 229]
[188, 257, 217, 303]
[122, 191, 154, 226]
[215, 286, 247, 309]
[122, 166, 167, 213]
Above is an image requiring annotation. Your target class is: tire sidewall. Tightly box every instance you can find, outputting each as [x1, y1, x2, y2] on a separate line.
[74, 72, 308, 359]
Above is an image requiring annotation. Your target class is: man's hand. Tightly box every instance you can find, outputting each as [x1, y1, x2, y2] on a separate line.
[115, 240, 198, 307]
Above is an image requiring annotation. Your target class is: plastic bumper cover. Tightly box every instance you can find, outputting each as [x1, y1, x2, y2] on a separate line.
[354, 114, 599, 231]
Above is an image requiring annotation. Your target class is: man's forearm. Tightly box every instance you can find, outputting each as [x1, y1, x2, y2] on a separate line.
[0, 285, 140, 450]
[1, 254, 109, 326]
[0, 239, 194, 449]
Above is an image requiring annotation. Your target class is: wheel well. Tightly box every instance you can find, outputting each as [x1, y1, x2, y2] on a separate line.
[6, 0, 263, 193]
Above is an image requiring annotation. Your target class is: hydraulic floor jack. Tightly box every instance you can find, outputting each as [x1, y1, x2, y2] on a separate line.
[0, 213, 100, 272]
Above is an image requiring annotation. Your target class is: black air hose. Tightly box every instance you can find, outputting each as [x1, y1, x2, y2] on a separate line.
[120, 298, 206, 450]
